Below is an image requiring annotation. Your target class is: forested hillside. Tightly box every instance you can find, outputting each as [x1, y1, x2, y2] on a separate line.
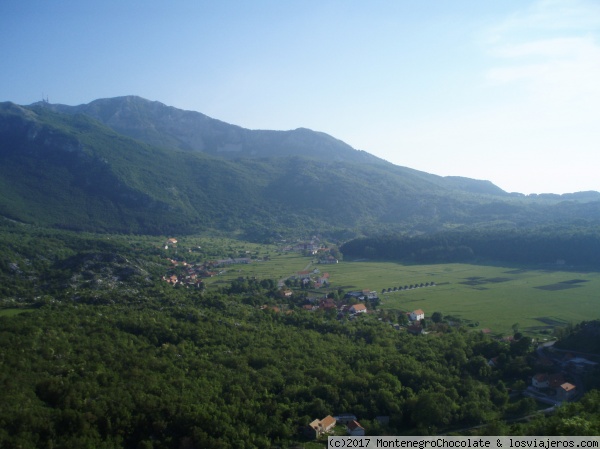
[3, 100, 600, 239]
[2, 219, 600, 446]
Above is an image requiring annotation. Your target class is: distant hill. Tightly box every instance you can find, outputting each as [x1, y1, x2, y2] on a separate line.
[2, 98, 600, 238]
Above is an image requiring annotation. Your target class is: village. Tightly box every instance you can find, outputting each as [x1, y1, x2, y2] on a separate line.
[160, 238, 433, 331]
[158, 237, 600, 439]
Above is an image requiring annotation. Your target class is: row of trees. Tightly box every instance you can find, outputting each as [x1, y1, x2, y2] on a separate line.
[381, 282, 435, 294]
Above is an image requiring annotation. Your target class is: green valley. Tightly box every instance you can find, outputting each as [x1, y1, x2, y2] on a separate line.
[1, 96, 600, 446]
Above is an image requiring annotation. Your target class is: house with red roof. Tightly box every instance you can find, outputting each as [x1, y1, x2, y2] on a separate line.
[346, 420, 365, 436]
[409, 309, 425, 321]
[349, 303, 367, 314]
[306, 415, 337, 439]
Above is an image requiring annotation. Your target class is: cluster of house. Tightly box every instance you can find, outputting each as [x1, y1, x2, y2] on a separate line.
[296, 290, 379, 316]
[528, 353, 598, 403]
[280, 239, 339, 263]
[305, 414, 366, 439]
[531, 373, 577, 402]
[164, 238, 178, 249]
[299, 297, 368, 315]
[291, 269, 331, 289]
[281, 241, 321, 254]
[162, 259, 205, 288]
[162, 256, 253, 287]
[161, 234, 267, 287]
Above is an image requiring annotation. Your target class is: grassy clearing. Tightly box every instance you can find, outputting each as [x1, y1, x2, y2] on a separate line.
[203, 251, 600, 336]
[0, 308, 34, 317]
[202, 250, 313, 286]
[337, 261, 600, 337]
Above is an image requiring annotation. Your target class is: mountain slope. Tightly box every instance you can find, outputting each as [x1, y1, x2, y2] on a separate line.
[3, 100, 600, 238]
[39, 96, 384, 165]
[0, 102, 278, 234]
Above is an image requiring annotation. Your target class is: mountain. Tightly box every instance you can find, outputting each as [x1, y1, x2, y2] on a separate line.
[37, 96, 384, 164]
[2, 98, 600, 238]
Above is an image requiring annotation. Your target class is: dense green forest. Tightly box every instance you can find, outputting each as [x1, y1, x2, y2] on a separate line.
[340, 227, 600, 266]
[2, 222, 600, 447]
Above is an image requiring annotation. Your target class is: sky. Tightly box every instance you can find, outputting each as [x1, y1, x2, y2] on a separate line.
[2, 0, 600, 194]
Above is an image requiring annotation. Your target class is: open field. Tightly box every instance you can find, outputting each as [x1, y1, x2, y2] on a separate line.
[0, 308, 34, 317]
[200, 249, 312, 286]
[201, 251, 600, 336]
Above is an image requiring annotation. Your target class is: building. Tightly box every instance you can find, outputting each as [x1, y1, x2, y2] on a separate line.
[532, 373, 549, 389]
[350, 303, 367, 314]
[306, 415, 337, 438]
[409, 309, 425, 321]
[320, 415, 336, 432]
[334, 414, 357, 425]
[346, 420, 365, 436]
[557, 383, 576, 402]
[407, 324, 423, 335]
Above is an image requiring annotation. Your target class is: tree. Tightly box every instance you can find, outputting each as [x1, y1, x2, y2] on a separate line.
[431, 312, 443, 323]
[510, 337, 532, 357]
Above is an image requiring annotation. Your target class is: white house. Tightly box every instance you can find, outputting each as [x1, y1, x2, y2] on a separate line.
[350, 303, 367, 314]
[319, 415, 337, 432]
[409, 309, 424, 321]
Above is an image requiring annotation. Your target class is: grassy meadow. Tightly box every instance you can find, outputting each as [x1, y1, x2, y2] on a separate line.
[0, 308, 34, 317]
[197, 246, 600, 337]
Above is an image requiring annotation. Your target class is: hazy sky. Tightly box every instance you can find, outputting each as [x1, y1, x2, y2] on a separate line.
[2, 0, 600, 194]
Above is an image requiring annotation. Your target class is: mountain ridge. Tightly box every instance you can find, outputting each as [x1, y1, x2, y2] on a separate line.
[34, 95, 387, 166]
[37, 95, 600, 199]
[2, 97, 600, 238]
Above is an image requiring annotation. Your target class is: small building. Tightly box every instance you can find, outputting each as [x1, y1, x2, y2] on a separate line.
[320, 415, 336, 432]
[362, 290, 378, 299]
[532, 373, 566, 390]
[350, 303, 367, 314]
[532, 373, 549, 389]
[409, 309, 425, 321]
[305, 419, 321, 439]
[408, 324, 423, 335]
[565, 357, 598, 373]
[334, 414, 357, 425]
[488, 357, 499, 368]
[307, 415, 337, 438]
[557, 382, 576, 402]
[346, 420, 365, 436]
